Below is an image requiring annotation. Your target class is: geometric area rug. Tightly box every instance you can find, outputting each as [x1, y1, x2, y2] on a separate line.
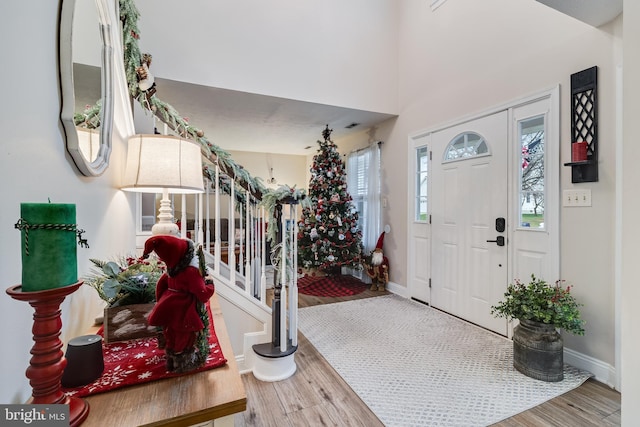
[298, 294, 592, 427]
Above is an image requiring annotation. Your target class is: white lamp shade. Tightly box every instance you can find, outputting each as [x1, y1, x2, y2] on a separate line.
[122, 134, 205, 194]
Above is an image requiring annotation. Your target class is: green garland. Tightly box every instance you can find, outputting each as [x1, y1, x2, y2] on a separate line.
[260, 185, 310, 244]
[75, 0, 271, 201]
[195, 245, 211, 364]
[74, 100, 102, 129]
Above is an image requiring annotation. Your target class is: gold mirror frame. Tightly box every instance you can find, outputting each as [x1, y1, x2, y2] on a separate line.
[59, 0, 115, 176]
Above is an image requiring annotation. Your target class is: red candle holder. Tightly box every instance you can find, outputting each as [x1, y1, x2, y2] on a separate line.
[6, 282, 89, 427]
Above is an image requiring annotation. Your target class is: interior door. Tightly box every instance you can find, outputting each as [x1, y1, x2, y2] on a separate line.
[431, 111, 509, 335]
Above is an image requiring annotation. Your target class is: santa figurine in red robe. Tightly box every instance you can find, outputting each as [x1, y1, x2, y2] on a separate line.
[143, 235, 215, 373]
[364, 232, 389, 291]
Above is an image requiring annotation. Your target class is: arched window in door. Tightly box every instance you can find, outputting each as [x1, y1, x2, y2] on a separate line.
[443, 131, 489, 162]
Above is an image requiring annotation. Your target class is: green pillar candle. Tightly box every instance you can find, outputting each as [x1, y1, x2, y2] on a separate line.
[19, 203, 78, 292]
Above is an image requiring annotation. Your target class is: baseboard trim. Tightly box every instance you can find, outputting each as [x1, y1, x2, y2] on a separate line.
[386, 281, 408, 298]
[564, 347, 617, 389]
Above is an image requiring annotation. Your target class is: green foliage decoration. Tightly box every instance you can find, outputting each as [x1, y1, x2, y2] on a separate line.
[261, 185, 310, 244]
[84, 256, 166, 307]
[491, 274, 585, 335]
[74, 100, 102, 129]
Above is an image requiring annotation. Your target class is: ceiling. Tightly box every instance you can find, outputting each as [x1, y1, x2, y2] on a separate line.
[151, 77, 396, 156]
[74, 64, 395, 156]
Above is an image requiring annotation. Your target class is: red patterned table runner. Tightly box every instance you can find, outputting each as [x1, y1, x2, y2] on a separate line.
[63, 304, 226, 398]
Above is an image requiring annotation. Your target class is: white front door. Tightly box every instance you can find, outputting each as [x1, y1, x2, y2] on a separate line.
[431, 111, 509, 335]
[407, 89, 559, 336]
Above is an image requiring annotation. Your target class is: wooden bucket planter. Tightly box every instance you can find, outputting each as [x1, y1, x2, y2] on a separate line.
[513, 319, 564, 382]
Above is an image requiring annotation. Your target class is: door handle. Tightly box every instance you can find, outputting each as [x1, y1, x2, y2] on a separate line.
[486, 236, 505, 246]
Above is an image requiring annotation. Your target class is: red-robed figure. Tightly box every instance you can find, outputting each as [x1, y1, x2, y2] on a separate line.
[143, 235, 215, 373]
[364, 232, 389, 291]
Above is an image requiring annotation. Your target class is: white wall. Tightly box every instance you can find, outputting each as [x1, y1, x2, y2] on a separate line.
[133, 0, 398, 115]
[621, 0, 640, 422]
[227, 150, 308, 192]
[384, 0, 620, 376]
[0, 0, 137, 404]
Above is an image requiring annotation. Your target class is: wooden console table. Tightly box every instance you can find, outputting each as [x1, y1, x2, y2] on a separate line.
[81, 293, 246, 427]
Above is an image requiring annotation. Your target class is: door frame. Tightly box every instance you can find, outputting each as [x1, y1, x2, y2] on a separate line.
[407, 86, 560, 336]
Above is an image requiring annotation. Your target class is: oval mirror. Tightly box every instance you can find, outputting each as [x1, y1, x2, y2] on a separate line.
[60, 0, 114, 176]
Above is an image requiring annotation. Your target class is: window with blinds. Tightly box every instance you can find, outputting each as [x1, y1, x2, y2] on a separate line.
[347, 149, 370, 235]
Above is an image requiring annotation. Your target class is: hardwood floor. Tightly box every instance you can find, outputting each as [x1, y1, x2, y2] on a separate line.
[234, 288, 621, 426]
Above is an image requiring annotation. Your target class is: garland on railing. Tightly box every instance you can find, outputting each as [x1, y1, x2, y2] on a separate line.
[260, 185, 310, 245]
[74, 100, 102, 129]
[117, 0, 266, 199]
[260, 185, 309, 285]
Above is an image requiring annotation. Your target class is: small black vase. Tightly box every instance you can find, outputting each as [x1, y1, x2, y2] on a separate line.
[513, 319, 564, 382]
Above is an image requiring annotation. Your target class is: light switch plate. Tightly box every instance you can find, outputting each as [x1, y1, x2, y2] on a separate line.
[563, 189, 592, 207]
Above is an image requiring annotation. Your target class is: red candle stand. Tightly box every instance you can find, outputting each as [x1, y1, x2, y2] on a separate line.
[6, 281, 89, 427]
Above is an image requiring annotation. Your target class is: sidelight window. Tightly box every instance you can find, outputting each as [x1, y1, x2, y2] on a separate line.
[415, 146, 428, 221]
[518, 115, 545, 229]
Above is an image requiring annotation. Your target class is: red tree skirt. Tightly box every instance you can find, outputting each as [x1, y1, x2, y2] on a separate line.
[62, 304, 226, 398]
[298, 274, 368, 297]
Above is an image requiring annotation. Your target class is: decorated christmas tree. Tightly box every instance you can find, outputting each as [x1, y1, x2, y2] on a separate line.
[298, 126, 363, 273]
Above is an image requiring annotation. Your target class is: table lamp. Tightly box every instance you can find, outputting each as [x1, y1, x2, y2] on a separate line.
[122, 134, 205, 235]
